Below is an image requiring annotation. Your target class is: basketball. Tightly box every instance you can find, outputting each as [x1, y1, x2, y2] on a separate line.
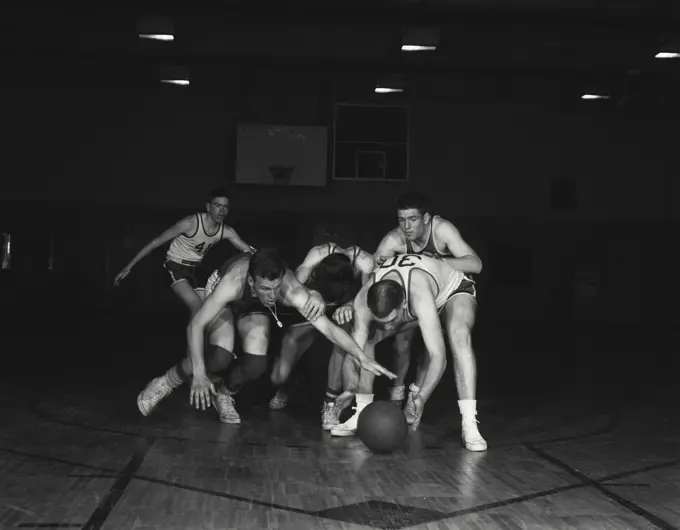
[356, 400, 409, 454]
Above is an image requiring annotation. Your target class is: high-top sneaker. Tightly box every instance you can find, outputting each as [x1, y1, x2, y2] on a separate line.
[212, 393, 241, 424]
[268, 390, 288, 410]
[458, 399, 487, 451]
[137, 376, 174, 416]
[330, 399, 371, 437]
[321, 401, 340, 430]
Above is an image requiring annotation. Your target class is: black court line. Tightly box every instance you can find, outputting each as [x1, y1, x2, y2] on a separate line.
[604, 483, 652, 488]
[5, 444, 680, 530]
[527, 444, 678, 530]
[16, 523, 83, 528]
[81, 437, 154, 530]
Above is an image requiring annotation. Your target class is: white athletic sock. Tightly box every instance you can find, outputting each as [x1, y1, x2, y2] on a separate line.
[356, 393, 374, 408]
[409, 383, 421, 395]
[458, 399, 478, 422]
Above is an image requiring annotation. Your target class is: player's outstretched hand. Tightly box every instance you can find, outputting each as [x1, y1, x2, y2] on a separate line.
[360, 357, 396, 379]
[190, 374, 217, 411]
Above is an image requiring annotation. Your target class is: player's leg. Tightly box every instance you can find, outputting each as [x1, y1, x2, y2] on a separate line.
[319, 343, 346, 430]
[213, 314, 271, 424]
[269, 324, 317, 409]
[442, 293, 486, 451]
[137, 306, 235, 416]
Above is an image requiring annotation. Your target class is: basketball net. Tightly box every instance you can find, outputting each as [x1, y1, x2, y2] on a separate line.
[268, 166, 294, 186]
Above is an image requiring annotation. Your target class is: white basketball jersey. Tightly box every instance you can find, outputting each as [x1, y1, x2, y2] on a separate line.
[166, 213, 223, 264]
[372, 254, 463, 319]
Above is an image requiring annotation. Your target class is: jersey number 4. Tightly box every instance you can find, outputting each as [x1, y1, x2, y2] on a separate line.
[194, 242, 213, 254]
[379, 255, 423, 269]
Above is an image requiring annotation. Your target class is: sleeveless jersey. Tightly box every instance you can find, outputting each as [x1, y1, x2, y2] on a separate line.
[405, 215, 451, 258]
[166, 213, 223, 264]
[372, 254, 463, 320]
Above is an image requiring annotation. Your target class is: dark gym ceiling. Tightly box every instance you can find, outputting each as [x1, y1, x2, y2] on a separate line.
[4, 2, 680, 101]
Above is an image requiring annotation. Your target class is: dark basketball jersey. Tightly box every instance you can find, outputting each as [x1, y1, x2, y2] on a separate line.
[404, 215, 452, 258]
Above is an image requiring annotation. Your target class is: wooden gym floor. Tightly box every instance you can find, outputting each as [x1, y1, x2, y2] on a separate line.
[1, 320, 679, 530]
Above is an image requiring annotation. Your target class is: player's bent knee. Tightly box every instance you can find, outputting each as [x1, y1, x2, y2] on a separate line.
[206, 345, 235, 372]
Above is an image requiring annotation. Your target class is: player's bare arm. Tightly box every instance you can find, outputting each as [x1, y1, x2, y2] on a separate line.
[407, 271, 449, 428]
[354, 250, 376, 284]
[294, 245, 329, 284]
[114, 215, 196, 285]
[222, 226, 255, 254]
[373, 230, 404, 266]
[331, 250, 375, 325]
[283, 279, 395, 379]
[350, 282, 374, 352]
[187, 259, 247, 379]
[435, 220, 483, 274]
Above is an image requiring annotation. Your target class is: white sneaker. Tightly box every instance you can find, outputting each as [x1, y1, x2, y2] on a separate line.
[462, 417, 487, 451]
[330, 408, 359, 437]
[137, 376, 173, 416]
[321, 402, 340, 430]
[212, 393, 241, 424]
[268, 391, 288, 410]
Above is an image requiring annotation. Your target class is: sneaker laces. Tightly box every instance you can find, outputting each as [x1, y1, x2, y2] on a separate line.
[215, 393, 235, 406]
[147, 381, 171, 402]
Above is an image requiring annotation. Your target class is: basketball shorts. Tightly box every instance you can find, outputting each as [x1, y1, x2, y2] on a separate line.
[163, 259, 200, 288]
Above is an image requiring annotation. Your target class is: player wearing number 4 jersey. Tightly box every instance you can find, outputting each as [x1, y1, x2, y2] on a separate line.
[114, 188, 255, 315]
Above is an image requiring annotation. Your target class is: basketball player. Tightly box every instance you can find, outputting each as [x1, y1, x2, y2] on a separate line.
[136, 247, 395, 424]
[372, 191, 482, 422]
[331, 253, 487, 452]
[268, 242, 375, 430]
[114, 188, 254, 314]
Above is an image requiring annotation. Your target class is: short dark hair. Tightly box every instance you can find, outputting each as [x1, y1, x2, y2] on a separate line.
[248, 247, 286, 281]
[313, 253, 356, 304]
[366, 279, 404, 318]
[209, 187, 229, 202]
[397, 192, 428, 215]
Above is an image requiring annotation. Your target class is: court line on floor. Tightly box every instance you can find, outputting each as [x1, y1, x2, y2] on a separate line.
[527, 444, 678, 530]
[80, 437, 154, 530]
[3, 444, 679, 530]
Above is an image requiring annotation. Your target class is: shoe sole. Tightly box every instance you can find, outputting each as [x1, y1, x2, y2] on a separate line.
[462, 439, 488, 451]
[330, 430, 356, 437]
[218, 417, 241, 424]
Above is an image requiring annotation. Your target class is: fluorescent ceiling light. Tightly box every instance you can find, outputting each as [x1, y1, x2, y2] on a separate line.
[581, 94, 610, 100]
[139, 33, 174, 41]
[402, 27, 440, 52]
[161, 79, 190, 86]
[401, 44, 437, 52]
[375, 87, 404, 93]
[655, 52, 680, 59]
